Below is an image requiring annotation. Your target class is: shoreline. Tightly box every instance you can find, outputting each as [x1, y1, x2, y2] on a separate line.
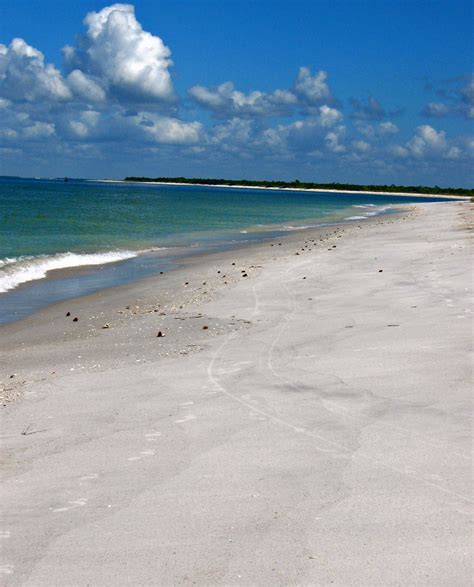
[94, 177, 471, 199]
[0, 203, 399, 326]
[1, 200, 472, 584]
[1, 206, 407, 403]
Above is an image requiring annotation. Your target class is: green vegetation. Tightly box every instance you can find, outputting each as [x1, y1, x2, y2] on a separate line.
[123, 176, 473, 197]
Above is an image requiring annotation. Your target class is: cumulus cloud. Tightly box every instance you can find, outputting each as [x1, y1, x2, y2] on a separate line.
[68, 110, 101, 138]
[407, 125, 448, 156]
[189, 81, 297, 118]
[189, 66, 334, 118]
[64, 108, 201, 144]
[0, 3, 471, 183]
[421, 102, 451, 117]
[66, 70, 106, 103]
[325, 126, 346, 153]
[0, 128, 18, 139]
[421, 74, 474, 119]
[319, 105, 343, 127]
[379, 121, 399, 134]
[0, 5, 206, 151]
[0, 5, 175, 108]
[356, 120, 399, 138]
[393, 125, 462, 160]
[201, 106, 345, 159]
[294, 67, 332, 105]
[62, 3, 174, 103]
[138, 114, 203, 144]
[460, 74, 474, 115]
[350, 96, 388, 121]
[257, 107, 345, 154]
[353, 140, 371, 153]
[22, 121, 55, 139]
[210, 118, 254, 146]
[0, 38, 71, 102]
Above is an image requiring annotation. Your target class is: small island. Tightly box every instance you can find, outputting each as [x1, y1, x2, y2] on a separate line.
[124, 176, 474, 197]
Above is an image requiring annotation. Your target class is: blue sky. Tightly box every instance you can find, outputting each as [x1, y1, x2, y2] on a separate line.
[0, 0, 473, 186]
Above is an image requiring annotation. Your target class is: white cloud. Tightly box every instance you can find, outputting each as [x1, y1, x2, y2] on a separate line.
[350, 96, 387, 121]
[65, 108, 202, 144]
[259, 125, 287, 149]
[392, 125, 465, 160]
[63, 3, 174, 102]
[190, 66, 334, 117]
[422, 74, 474, 119]
[461, 74, 474, 103]
[22, 121, 55, 139]
[422, 102, 450, 117]
[465, 137, 474, 153]
[69, 120, 90, 138]
[407, 125, 447, 156]
[390, 145, 409, 158]
[68, 110, 101, 138]
[353, 140, 371, 152]
[210, 118, 254, 145]
[0, 5, 470, 184]
[189, 81, 297, 117]
[379, 121, 399, 134]
[446, 146, 461, 159]
[137, 114, 202, 144]
[0, 38, 71, 102]
[257, 110, 345, 154]
[356, 121, 399, 138]
[0, 128, 18, 139]
[319, 105, 343, 127]
[325, 126, 346, 153]
[294, 67, 332, 104]
[67, 70, 106, 102]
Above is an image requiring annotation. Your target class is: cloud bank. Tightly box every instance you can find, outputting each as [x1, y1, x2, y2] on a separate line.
[0, 3, 472, 185]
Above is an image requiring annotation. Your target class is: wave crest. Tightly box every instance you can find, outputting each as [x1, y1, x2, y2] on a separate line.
[0, 250, 139, 293]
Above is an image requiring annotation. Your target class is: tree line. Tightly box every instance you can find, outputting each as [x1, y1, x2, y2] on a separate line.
[124, 176, 473, 197]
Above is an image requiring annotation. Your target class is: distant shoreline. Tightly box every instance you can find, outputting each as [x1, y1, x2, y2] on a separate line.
[94, 178, 470, 200]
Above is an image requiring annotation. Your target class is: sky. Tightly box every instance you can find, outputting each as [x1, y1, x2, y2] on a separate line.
[0, 0, 473, 186]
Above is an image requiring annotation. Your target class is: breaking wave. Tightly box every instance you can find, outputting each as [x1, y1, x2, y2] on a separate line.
[345, 205, 392, 221]
[0, 250, 140, 293]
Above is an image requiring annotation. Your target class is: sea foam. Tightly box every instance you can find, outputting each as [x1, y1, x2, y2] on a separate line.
[0, 250, 139, 293]
[345, 205, 392, 221]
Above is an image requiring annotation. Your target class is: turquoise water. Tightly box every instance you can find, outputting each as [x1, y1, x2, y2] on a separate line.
[0, 177, 455, 324]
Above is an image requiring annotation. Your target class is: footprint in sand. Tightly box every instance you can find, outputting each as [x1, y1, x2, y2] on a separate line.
[128, 449, 156, 462]
[79, 473, 99, 482]
[0, 564, 14, 575]
[145, 431, 162, 442]
[52, 498, 88, 513]
[174, 414, 197, 424]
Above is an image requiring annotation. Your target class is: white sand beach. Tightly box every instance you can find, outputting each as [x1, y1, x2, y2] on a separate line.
[1, 201, 472, 585]
[95, 178, 471, 200]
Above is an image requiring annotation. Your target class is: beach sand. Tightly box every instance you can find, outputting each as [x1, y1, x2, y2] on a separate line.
[96, 178, 471, 199]
[1, 201, 472, 585]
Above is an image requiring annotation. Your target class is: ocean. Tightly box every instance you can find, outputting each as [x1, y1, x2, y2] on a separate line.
[0, 177, 454, 324]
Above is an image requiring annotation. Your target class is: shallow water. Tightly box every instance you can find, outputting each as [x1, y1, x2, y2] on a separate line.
[0, 177, 454, 324]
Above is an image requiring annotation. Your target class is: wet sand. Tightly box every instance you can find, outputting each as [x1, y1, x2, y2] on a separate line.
[1, 201, 472, 585]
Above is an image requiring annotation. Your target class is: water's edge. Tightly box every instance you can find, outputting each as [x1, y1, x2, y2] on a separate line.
[0, 205, 400, 326]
